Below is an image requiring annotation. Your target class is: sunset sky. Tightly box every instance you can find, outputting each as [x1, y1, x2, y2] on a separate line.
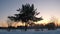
[0, 0, 60, 26]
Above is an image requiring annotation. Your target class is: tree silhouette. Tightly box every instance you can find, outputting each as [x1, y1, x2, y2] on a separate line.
[8, 4, 43, 25]
[45, 22, 56, 30]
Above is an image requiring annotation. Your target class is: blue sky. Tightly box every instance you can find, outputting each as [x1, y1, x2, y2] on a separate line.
[0, 0, 60, 22]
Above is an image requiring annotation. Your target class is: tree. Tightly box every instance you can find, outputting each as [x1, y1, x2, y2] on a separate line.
[45, 22, 56, 30]
[8, 4, 43, 26]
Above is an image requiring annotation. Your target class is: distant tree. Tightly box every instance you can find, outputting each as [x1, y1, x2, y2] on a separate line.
[7, 19, 12, 27]
[45, 22, 56, 30]
[8, 4, 43, 26]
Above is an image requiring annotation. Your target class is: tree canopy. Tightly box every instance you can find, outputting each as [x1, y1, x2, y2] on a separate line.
[8, 4, 43, 23]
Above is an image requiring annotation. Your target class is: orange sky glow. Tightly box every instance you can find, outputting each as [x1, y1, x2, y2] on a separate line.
[0, 17, 60, 27]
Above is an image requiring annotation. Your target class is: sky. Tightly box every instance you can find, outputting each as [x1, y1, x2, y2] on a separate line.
[0, 0, 60, 24]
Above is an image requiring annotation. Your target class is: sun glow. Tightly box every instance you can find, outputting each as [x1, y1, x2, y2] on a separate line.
[34, 18, 50, 25]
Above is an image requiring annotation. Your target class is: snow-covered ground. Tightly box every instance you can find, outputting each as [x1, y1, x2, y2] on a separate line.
[0, 29, 60, 34]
